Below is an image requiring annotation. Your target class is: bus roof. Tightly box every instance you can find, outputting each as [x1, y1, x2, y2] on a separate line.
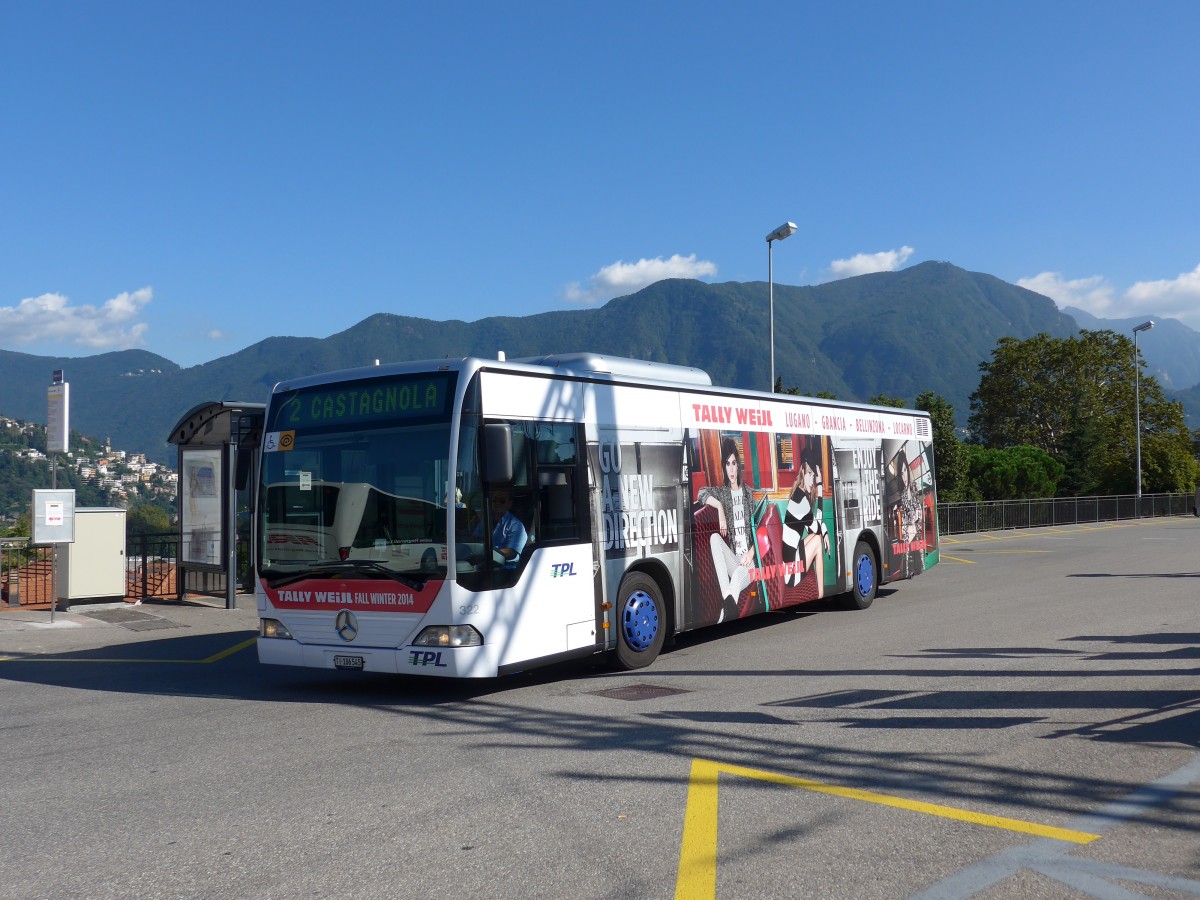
[269, 353, 929, 419]
[270, 352, 711, 394]
[507, 352, 712, 386]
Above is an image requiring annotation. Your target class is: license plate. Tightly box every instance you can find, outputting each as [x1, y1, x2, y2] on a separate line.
[333, 655, 365, 670]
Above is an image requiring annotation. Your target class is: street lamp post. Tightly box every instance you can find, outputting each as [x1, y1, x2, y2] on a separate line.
[766, 221, 797, 392]
[1133, 319, 1154, 515]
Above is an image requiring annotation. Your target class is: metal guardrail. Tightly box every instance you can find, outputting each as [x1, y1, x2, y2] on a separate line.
[936, 492, 1196, 536]
[1, 532, 184, 608]
[1, 540, 44, 609]
[5, 496, 1196, 606]
[1, 537, 50, 607]
[127, 532, 181, 602]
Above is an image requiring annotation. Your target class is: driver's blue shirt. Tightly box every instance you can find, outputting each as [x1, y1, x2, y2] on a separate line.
[493, 511, 529, 559]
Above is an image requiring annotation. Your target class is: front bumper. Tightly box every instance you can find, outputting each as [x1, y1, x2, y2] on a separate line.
[256, 638, 496, 677]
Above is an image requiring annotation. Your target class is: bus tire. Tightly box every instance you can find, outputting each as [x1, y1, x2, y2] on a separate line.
[844, 539, 877, 610]
[615, 572, 666, 670]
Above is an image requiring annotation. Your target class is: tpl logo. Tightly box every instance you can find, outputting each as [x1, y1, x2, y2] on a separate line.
[407, 650, 447, 668]
[551, 563, 578, 578]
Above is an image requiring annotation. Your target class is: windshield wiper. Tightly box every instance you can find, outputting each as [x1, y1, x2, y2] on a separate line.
[265, 559, 423, 590]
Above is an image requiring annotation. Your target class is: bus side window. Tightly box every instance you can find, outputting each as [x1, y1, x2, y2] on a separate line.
[533, 422, 583, 543]
[480, 419, 585, 556]
[538, 469, 576, 540]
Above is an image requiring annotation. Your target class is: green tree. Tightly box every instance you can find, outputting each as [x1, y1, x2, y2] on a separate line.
[773, 376, 802, 396]
[774, 376, 836, 400]
[867, 394, 906, 408]
[1056, 411, 1107, 497]
[971, 332, 1103, 455]
[126, 503, 172, 536]
[5, 512, 31, 538]
[965, 444, 1064, 500]
[969, 330, 1199, 494]
[1140, 411, 1200, 495]
[915, 390, 968, 502]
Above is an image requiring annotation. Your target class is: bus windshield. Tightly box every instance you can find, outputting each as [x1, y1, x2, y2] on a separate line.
[257, 372, 456, 586]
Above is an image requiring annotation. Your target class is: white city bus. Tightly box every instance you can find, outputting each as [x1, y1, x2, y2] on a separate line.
[255, 353, 938, 676]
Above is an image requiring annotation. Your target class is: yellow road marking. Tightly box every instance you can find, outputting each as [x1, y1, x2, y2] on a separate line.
[0, 635, 257, 665]
[675, 758, 1099, 899]
[940, 546, 1057, 564]
[941, 519, 1152, 548]
[973, 549, 1054, 554]
[676, 760, 722, 899]
[201, 636, 258, 663]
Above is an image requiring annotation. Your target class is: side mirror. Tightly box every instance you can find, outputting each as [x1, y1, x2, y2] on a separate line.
[482, 423, 513, 484]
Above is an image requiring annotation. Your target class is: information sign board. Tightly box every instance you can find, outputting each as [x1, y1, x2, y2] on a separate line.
[32, 489, 76, 544]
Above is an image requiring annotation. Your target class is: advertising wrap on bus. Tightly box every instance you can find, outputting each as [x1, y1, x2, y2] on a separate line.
[594, 411, 935, 631]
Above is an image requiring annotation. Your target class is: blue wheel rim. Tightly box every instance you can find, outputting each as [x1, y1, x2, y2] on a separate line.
[621, 589, 659, 652]
[855, 552, 875, 598]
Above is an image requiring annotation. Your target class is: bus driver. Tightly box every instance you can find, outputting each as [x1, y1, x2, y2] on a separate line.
[488, 487, 528, 564]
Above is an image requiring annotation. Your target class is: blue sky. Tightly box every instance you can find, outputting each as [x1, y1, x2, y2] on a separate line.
[3, 2, 1199, 368]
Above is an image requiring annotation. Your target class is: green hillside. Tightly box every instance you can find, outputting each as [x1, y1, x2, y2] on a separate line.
[0, 262, 1179, 465]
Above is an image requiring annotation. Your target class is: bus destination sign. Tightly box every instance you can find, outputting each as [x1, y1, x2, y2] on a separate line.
[269, 374, 453, 432]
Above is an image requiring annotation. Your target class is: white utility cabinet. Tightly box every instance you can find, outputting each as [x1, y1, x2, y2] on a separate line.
[56, 507, 127, 601]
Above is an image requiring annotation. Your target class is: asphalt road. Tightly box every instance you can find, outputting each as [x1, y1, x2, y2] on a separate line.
[1, 517, 1198, 899]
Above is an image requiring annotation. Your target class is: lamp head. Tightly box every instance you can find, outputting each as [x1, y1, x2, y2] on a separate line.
[766, 222, 798, 243]
[1133, 320, 1154, 334]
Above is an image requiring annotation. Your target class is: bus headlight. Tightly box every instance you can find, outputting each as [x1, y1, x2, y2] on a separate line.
[413, 625, 483, 648]
[260, 618, 294, 640]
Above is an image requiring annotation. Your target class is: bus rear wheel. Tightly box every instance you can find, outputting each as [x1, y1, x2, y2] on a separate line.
[615, 572, 666, 670]
[844, 540, 877, 610]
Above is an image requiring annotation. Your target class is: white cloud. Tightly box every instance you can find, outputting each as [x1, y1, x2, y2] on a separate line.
[1019, 264, 1200, 329]
[1016, 272, 1117, 316]
[564, 254, 718, 306]
[1124, 263, 1200, 320]
[0, 287, 153, 349]
[207, 329, 228, 341]
[828, 246, 914, 279]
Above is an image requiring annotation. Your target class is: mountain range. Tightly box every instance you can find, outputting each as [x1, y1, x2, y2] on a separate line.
[2, 261, 1198, 466]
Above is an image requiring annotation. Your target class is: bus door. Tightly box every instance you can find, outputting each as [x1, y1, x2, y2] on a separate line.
[490, 418, 598, 656]
[589, 426, 689, 636]
[587, 428, 611, 648]
[526, 419, 597, 651]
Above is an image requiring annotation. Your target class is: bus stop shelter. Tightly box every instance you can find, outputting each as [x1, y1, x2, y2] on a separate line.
[167, 400, 264, 608]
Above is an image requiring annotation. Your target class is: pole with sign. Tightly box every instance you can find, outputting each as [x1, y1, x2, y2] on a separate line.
[32, 489, 76, 622]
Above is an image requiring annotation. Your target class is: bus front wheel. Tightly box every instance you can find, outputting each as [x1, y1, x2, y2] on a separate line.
[615, 572, 666, 669]
[844, 540, 877, 610]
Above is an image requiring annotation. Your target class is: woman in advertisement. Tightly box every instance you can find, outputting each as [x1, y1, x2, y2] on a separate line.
[698, 437, 758, 623]
[782, 443, 828, 598]
[889, 446, 926, 578]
